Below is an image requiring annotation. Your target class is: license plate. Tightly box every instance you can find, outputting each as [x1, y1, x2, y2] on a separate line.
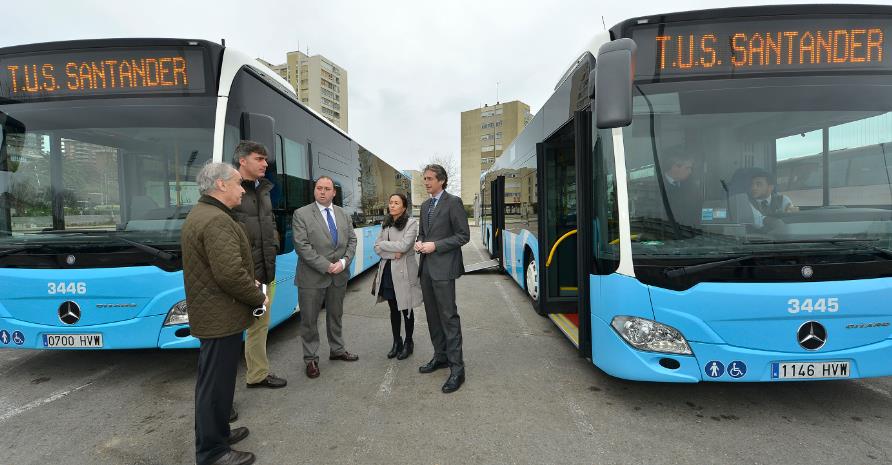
[43, 333, 103, 348]
[771, 361, 850, 379]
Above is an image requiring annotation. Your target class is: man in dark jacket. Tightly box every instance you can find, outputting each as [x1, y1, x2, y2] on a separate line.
[415, 164, 470, 393]
[232, 141, 286, 390]
[183, 162, 267, 465]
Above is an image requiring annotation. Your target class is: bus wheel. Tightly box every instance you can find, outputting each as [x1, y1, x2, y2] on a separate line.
[525, 255, 539, 301]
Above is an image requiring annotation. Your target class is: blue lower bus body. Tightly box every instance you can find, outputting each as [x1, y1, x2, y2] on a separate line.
[494, 227, 892, 382]
[0, 225, 382, 350]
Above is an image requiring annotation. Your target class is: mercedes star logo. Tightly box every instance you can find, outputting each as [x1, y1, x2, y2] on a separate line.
[797, 321, 827, 350]
[58, 301, 81, 325]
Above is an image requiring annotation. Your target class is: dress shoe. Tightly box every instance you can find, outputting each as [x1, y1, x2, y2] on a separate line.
[387, 339, 403, 359]
[418, 358, 449, 374]
[305, 361, 320, 378]
[246, 373, 287, 389]
[228, 407, 238, 423]
[329, 351, 359, 361]
[227, 426, 249, 445]
[210, 450, 255, 465]
[397, 340, 414, 360]
[442, 371, 465, 394]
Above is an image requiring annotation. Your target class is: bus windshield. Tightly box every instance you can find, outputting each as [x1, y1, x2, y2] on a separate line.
[622, 75, 892, 258]
[0, 97, 214, 248]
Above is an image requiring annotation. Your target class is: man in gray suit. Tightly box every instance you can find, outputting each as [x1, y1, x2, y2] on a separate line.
[292, 176, 358, 379]
[415, 164, 470, 393]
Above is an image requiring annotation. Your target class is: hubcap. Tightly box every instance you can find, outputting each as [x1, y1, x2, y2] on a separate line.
[526, 259, 539, 301]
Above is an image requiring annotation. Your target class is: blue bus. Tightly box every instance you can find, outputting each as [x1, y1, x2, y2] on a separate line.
[482, 5, 892, 382]
[0, 38, 407, 349]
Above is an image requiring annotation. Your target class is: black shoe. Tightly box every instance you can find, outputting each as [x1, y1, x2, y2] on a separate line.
[228, 407, 238, 423]
[397, 340, 414, 360]
[442, 371, 465, 394]
[227, 426, 249, 445]
[210, 450, 256, 465]
[387, 339, 403, 359]
[246, 373, 287, 389]
[419, 358, 449, 374]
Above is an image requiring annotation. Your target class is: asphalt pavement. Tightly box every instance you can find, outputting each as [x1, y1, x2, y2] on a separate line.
[2, 226, 891, 464]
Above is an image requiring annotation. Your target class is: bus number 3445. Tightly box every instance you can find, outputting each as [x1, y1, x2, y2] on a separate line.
[47, 282, 87, 295]
[787, 298, 839, 314]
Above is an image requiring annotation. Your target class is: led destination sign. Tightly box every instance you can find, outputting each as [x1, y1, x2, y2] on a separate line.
[632, 18, 890, 79]
[0, 48, 206, 100]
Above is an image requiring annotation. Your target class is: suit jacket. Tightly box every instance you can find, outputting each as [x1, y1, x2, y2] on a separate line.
[417, 190, 470, 280]
[292, 203, 357, 288]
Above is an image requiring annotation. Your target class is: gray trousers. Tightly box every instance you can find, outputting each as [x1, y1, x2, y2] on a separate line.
[298, 285, 347, 362]
[420, 267, 464, 371]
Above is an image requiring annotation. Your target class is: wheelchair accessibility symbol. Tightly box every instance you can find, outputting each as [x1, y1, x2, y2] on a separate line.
[12, 331, 25, 345]
[728, 361, 747, 379]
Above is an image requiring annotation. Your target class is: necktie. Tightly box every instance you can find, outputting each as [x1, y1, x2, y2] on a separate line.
[325, 208, 338, 246]
[428, 197, 438, 227]
[760, 200, 769, 213]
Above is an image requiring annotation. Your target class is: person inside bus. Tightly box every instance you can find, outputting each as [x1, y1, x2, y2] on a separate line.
[372, 193, 423, 360]
[182, 162, 267, 465]
[747, 169, 798, 228]
[633, 151, 701, 230]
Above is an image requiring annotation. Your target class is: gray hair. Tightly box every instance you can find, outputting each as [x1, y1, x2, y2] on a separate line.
[423, 164, 448, 190]
[231, 140, 269, 166]
[197, 162, 238, 195]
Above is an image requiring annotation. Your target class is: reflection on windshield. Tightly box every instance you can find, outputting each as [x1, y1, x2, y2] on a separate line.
[622, 78, 892, 257]
[0, 100, 213, 245]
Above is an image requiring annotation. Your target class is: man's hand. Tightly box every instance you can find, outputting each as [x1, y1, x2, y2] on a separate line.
[328, 260, 345, 274]
[394, 252, 402, 259]
[262, 294, 270, 308]
[414, 241, 423, 253]
[418, 241, 436, 254]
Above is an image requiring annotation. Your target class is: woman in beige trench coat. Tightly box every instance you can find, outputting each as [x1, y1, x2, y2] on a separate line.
[372, 193, 424, 360]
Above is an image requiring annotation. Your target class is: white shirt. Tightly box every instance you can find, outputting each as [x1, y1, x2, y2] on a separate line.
[315, 202, 345, 270]
[750, 194, 793, 228]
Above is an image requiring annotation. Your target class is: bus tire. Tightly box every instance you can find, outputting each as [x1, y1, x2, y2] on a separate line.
[524, 248, 545, 316]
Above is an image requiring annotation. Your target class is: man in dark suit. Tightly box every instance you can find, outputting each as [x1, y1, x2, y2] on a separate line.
[292, 176, 358, 379]
[414, 164, 470, 393]
[661, 154, 700, 226]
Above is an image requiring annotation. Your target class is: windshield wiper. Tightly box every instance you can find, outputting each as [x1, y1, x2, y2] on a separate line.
[663, 255, 755, 278]
[27, 230, 176, 262]
[0, 244, 44, 258]
[744, 238, 892, 259]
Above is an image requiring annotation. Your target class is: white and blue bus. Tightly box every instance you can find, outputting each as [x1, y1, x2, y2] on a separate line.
[0, 38, 408, 349]
[482, 4, 892, 382]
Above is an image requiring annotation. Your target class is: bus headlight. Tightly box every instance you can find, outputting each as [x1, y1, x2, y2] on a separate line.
[163, 300, 189, 326]
[611, 316, 692, 355]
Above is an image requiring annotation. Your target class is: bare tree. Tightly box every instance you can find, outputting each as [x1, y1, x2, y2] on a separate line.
[419, 153, 460, 196]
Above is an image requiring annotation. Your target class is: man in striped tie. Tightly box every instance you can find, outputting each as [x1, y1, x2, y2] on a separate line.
[292, 176, 358, 379]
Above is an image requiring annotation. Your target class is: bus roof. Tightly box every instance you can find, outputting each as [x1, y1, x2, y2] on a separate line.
[610, 3, 892, 38]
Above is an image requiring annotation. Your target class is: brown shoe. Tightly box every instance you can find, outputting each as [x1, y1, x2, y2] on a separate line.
[210, 450, 255, 465]
[305, 360, 320, 378]
[329, 351, 359, 361]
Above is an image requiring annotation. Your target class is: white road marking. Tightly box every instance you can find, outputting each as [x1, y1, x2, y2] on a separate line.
[495, 281, 532, 337]
[568, 398, 595, 436]
[377, 361, 398, 400]
[0, 366, 114, 423]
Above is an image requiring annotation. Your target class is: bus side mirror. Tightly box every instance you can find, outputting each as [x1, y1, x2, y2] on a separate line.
[240, 112, 276, 155]
[595, 38, 636, 129]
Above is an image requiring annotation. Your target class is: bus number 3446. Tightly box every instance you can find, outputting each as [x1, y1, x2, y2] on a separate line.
[787, 298, 839, 314]
[47, 282, 87, 295]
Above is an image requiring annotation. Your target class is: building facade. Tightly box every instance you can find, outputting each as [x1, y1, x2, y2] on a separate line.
[402, 169, 426, 217]
[460, 100, 531, 208]
[258, 52, 349, 131]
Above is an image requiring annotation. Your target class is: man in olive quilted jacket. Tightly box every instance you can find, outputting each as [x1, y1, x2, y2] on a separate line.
[182, 162, 267, 465]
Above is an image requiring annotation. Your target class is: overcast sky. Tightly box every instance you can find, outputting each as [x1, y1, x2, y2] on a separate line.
[2, 0, 887, 176]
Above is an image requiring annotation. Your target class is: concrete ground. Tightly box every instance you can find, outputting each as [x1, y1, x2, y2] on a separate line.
[2, 227, 892, 464]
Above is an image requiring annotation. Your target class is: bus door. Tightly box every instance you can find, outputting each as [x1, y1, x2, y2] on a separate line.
[537, 120, 578, 316]
[490, 175, 505, 265]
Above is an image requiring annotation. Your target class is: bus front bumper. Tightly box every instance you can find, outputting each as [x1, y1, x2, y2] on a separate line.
[0, 316, 199, 350]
